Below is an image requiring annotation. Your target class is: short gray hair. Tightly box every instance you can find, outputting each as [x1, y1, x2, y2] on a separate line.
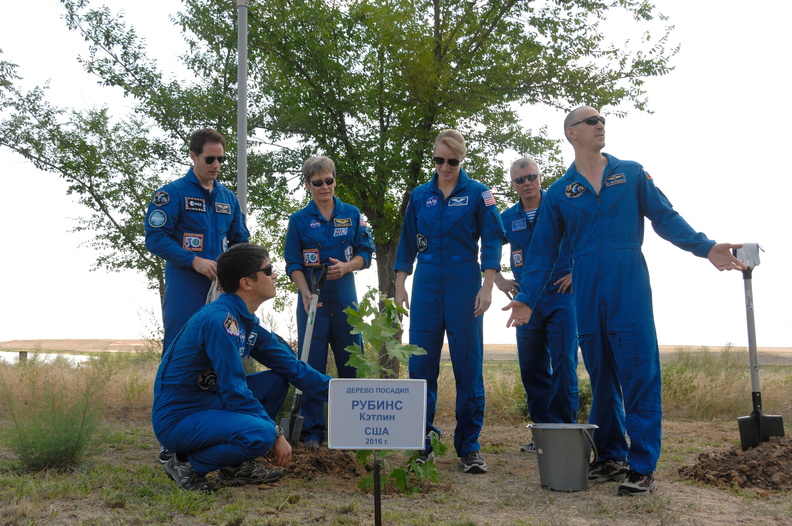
[508, 157, 540, 182]
[302, 155, 336, 181]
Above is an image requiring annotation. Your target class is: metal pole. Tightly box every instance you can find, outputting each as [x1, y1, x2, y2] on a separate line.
[236, 0, 250, 216]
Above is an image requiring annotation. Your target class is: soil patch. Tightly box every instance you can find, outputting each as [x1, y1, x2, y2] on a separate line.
[679, 435, 792, 493]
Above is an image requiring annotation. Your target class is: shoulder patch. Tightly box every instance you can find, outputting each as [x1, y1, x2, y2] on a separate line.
[224, 313, 241, 337]
[152, 191, 170, 206]
[482, 190, 496, 207]
[148, 209, 167, 228]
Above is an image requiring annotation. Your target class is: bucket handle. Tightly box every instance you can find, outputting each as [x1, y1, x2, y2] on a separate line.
[583, 427, 598, 466]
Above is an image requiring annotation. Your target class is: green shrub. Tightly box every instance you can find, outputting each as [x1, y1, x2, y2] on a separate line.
[0, 359, 107, 471]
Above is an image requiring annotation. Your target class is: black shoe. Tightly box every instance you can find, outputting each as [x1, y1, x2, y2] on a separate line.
[304, 439, 321, 449]
[217, 460, 283, 486]
[414, 450, 435, 465]
[618, 470, 657, 496]
[588, 459, 629, 483]
[159, 446, 174, 464]
[520, 441, 536, 453]
[459, 451, 487, 474]
[163, 456, 217, 492]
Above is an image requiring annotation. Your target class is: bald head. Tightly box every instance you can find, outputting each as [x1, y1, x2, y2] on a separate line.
[564, 106, 598, 142]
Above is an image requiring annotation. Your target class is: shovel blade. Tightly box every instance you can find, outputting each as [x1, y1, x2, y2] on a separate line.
[280, 414, 304, 446]
[737, 413, 785, 450]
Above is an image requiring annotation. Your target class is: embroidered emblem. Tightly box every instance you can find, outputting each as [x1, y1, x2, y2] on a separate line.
[303, 249, 320, 266]
[247, 332, 258, 347]
[334, 217, 352, 227]
[417, 234, 428, 252]
[197, 369, 218, 390]
[185, 197, 207, 212]
[215, 202, 232, 214]
[449, 196, 469, 206]
[345, 245, 353, 262]
[511, 218, 527, 232]
[565, 182, 586, 198]
[512, 249, 524, 268]
[482, 190, 496, 207]
[333, 227, 348, 237]
[152, 191, 170, 206]
[310, 219, 322, 229]
[148, 209, 167, 228]
[425, 196, 439, 208]
[604, 173, 626, 187]
[224, 313, 241, 337]
[645, 171, 653, 180]
[183, 233, 204, 251]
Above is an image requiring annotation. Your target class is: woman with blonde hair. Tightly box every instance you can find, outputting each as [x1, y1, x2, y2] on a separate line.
[394, 130, 504, 474]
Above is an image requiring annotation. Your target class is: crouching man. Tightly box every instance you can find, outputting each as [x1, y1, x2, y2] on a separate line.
[152, 243, 331, 492]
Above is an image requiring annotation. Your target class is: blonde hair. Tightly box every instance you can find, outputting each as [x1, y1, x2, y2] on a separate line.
[434, 129, 467, 159]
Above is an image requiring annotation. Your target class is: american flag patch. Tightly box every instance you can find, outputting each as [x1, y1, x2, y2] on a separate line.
[482, 190, 496, 206]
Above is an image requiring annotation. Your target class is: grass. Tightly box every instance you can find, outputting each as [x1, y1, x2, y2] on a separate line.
[0, 347, 790, 524]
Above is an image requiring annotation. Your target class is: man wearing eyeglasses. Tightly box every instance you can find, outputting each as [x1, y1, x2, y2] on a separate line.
[494, 158, 579, 452]
[152, 243, 331, 492]
[145, 128, 249, 355]
[503, 106, 746, 496]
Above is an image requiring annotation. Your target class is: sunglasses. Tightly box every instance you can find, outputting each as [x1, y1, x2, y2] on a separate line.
[310, 177, 335, 187]
[432, 157, 461, 167]
[512, 173, 539, 184]
[201, 155, 227, 164]
[569, 116, 605, 127]
[256, 264, 274, 277]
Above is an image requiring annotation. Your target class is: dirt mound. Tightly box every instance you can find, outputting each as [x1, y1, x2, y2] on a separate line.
[281, 444, 366, 483]
[679, 435, 792, 492]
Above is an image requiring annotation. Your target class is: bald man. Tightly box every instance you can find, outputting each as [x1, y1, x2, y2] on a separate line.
[503, 106, 746, 496]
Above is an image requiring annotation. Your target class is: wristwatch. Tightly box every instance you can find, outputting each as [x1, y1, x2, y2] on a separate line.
[275, 425, 284, 437]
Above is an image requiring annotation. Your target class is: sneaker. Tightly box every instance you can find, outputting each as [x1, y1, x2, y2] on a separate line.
[304, 439, 321, 449]
[520, 441, 536, 453]
[217, 460, 283, 486]
[163, 456, 217, 492]
[414, 450, 435, 465]
[459, 451, 487, 474]
[588, 459, 629, 483]
[159, 446, 174, 464]
[618, 470, 657, 496]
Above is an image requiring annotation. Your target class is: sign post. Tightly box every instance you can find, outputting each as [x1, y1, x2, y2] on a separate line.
[328, 378, 427, 525]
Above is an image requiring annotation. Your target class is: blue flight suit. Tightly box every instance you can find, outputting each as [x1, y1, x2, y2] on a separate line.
[145, 168, 249, 351]
[152, 292, 331, 475]
[501, 191, 579, 424]
[394, 169, 504, 457]
[515, 154, 715, 475]
[284, 196, 375, 443]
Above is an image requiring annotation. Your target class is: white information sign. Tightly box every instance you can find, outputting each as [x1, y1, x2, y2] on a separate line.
[328, 378, 427, 450]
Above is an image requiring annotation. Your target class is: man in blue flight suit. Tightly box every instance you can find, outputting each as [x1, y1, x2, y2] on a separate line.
[153, 243, 331, 492]
[503, 107, 746, 496]
[145, 128, 249, 354]
[495, 158, 578, 450]
[284, 156, 375, 447]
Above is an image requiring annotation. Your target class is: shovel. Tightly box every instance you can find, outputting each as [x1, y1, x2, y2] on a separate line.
[733, 244, 785, 450]
[281, 263, 329, 445]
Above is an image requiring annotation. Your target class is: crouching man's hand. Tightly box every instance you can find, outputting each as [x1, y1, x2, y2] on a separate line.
[272, 435, 292, 467]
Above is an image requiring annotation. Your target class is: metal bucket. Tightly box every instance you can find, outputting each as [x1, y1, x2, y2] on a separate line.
[527, 423, 598, 491]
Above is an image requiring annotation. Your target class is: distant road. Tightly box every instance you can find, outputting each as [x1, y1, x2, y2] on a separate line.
[2, 339, 791, 365]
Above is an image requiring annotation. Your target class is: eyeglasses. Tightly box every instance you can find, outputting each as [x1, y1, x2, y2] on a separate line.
[310, 177, 335, 187]
[201, 155, 227, 164]
[512, 173, 539, 184]
[569, 116, 605, 127]
[432, 157, 461, 167]
[256, 264, 273, 277]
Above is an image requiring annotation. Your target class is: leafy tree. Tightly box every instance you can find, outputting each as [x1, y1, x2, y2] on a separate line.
[0, 0, 676, 330]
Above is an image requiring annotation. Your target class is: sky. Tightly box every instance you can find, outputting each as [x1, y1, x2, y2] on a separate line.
[0, 0, 789, 348]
